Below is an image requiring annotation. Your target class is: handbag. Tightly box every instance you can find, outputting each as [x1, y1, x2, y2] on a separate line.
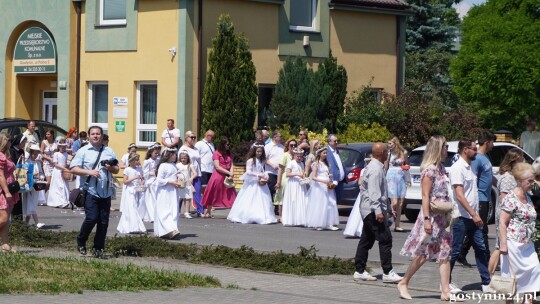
[14, 156, 34, 192]
[177, 172, 186, 189]
[33, 181, 47, 191]
[430, 197, 453, 214]
[69, 145, 104, 208]
[490, 257, 516, 296]
[223, 176, 235, 188]
[7, 180, 20, 194]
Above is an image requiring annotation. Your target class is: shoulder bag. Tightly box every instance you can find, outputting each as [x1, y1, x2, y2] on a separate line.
[69, 145, 103, 208]
[490, 256, 516, 297]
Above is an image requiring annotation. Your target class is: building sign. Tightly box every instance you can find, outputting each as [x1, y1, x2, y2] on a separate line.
[115, 121, 126, 132]
[113, 97, 128, 106]
[13, 27, 57, 74]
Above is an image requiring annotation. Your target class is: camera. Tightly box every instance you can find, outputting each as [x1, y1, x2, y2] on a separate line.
[100, 159, 119, 167]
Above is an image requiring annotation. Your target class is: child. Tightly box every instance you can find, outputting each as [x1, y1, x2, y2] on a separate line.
[281, 148, 308, 227]
[142, 143, 160, 222]
[120, 143, 137, 169]
[117, 152, 146, 234]
[176, 152, 197, 219]
[305, 146, 339, 231]
[46, 137, 70, 208]
[154, 148, 182, 239]
[227, 143, 277, 224]
[22, 144, 45, 228]
[343, 155, 371, 238]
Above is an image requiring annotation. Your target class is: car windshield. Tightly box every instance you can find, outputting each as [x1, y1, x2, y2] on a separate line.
[408, 150, 456, 167]
[338, 148, 363, 167]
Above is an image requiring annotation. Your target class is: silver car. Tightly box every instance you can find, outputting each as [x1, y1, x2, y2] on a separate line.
[403, 141, 533, 222]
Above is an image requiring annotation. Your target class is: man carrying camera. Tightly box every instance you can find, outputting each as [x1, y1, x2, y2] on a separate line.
[70, 126, 119, 259]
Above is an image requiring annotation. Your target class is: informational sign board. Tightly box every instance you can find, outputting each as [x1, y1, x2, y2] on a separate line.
[113, 97, 128, 106]
[115, 121, 126, 132]
[113, 107, 128, 119]
[13, 27, 57, 74]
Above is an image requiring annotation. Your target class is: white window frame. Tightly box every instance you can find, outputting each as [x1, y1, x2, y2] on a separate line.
[289, 0, 318, 32]
[88, 82, 109, 133]
[99, 0, 127, 26]
[136, 81, 158, 147]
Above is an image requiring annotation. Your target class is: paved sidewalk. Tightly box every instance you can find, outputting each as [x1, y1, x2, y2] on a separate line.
[1, 246, 511, 304]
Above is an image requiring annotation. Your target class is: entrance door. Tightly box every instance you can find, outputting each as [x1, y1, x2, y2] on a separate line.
[42, 91, 57, 124]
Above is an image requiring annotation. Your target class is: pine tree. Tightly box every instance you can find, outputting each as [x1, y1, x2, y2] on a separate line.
[201, 14, 257, 144]
[317, 51, 348, 133]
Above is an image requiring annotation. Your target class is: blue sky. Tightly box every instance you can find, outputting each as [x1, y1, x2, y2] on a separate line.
[454, 0, 487, 18]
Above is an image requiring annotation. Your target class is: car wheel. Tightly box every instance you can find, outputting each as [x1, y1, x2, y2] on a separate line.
[404, 209, 419, 222]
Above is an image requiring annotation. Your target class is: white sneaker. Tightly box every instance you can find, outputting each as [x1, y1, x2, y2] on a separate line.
[36, 223, 45, 229]
[481, 284, 493, 293]
[316, 227, 324, 231]
[449, 282, 463, 294]
[382, 269, 403, 283]
[327, 226, 339, 231]
[353, 271, 377, 281]
[184, 212, 193, 219]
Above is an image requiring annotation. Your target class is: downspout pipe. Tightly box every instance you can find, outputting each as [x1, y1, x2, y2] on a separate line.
[197, 0, 203, 136]
[74, 1, 82, 129]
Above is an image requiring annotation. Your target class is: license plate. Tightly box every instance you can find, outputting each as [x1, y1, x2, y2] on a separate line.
[412, 175, 421, 183]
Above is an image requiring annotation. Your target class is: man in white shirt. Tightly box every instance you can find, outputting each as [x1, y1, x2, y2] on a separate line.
[448, 139, 491, 294]
[22, 120, 39, 152]
[520, 120, 540, 158]
[194, 130, 215, 189]
[161, 119, 181, 149]
[265, 132, 284, 204]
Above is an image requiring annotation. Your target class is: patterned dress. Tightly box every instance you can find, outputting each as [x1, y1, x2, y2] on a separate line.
[400, 164, 452, 261]
[386, 153, 407, 199]
[495, 172, 517, 247]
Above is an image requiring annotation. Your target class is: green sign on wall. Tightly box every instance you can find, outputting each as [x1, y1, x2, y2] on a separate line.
[13, 27, 56, 74]
[115, 121, 126, 132]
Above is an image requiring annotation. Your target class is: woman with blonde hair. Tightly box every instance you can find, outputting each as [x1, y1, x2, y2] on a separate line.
[0, 133, 20, 253]
[398, 135, 455, 301]
[385, 136, 409, 232]
[499, 162, 540, 304]
[274, 138, 298, 221]
[305, 139, 320, 176]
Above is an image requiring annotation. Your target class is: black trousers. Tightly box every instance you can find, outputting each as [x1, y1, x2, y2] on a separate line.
[267, 173, 278, 202]
[460, 201, 490, 259]
[354, 212, 393, 275]
[77, 194, 111, 251]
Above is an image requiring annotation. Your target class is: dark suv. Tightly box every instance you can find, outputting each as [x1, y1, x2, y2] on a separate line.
[0, 118, 68, 142]
[337, 143, 373, 205]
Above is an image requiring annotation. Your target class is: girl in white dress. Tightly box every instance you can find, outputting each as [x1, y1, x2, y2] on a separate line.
[343, 156, 371, 237]
[40, 129, 57, 189]
[117, 152, 147, 234]
[119, 143, 137, 213]
[22, 144, 45, 228]
[282, 148, 308, 227]
[142, 144, 160, 222]
[154, 148, 182, 239]
[227, 144, 277, 224]
[305, 147, 339, 231]
[47, 138, 70, 208]
[176, 152, 197, 219]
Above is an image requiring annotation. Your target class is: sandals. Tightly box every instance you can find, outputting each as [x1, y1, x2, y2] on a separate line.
[1, 245, 16, 253]
[202, 214, 215, 218]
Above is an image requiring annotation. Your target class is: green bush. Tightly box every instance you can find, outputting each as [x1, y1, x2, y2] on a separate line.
[340, 123, 392, 144]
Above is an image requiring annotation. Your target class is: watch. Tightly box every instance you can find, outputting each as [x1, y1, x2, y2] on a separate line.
[424, 216, 430, 220]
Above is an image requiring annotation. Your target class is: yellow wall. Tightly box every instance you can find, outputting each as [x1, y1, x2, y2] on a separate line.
[329, 10, 397, 95]
[80, 0, 179, 158]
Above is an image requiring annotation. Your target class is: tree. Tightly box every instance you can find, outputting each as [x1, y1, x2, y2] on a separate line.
[201, 14, 257, 144]
[451, 0, 540, 134]
[317, 51, 348, 133]
[268, 57, 332, 132]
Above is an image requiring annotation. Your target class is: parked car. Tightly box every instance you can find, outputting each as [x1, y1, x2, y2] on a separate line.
[0, 118, 68, 142]
[336, 143, 373, 205]
[403, 141, 533, 222]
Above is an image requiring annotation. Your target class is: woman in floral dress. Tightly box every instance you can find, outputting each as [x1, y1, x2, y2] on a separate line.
[499, 163, 540, 303]
[397, 135, 454, 301]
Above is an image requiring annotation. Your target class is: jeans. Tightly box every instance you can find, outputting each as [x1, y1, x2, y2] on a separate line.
[460, 201, 490, 259]
[354, 212, 393, 275]
[192, 177, 204, 214]
[450, 217, 490, 285]
[77, 194, 111, 251]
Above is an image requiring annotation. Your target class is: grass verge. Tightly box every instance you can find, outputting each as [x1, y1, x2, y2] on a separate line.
[10, 221, 356, 276]
[0, 254, 220, 294]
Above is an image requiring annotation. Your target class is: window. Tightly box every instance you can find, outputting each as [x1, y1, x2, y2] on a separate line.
[88, 82, 109, 132]
[136, 82, 157, 146]
[289, 0, 317, 32]
[99, 0, 126, 26]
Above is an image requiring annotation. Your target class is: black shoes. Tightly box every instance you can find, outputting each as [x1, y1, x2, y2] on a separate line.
[93, 249, 106, 259]
[77, 245, 87, 256]
[456, 256, 473, 268]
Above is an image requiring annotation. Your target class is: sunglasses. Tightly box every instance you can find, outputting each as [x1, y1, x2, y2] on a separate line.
[299, 133, 305, 136]
[189, 136, 196, 139]
[289, 144, 297, 147]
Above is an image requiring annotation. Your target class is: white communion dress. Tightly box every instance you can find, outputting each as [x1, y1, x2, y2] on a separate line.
[305, 161, 339, 229]
[117, 166, 147, 234]
[153, 162, 180, 237]
[281, 160, 308, 226]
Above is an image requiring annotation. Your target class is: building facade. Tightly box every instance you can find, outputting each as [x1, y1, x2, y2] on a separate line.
[0, 0, 410, 155]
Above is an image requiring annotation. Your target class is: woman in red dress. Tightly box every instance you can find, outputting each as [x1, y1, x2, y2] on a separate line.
[0, 133, 20, 253]
[201, 136, 237, 218]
